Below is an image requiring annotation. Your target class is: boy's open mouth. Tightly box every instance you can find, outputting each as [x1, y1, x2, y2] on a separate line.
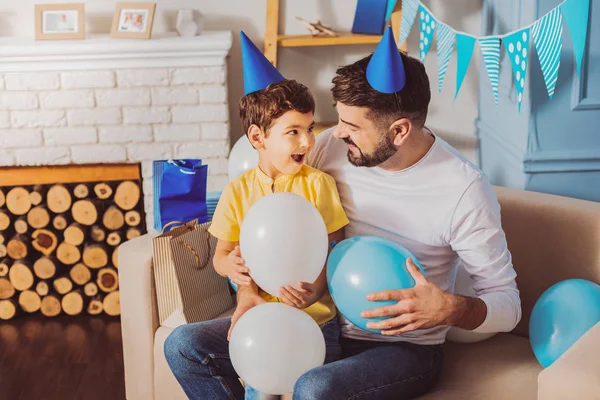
[291, 153, 305, 164]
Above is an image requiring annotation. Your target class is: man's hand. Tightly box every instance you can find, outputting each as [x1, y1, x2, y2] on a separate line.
[227, 292, 265, 340]
[361, 258, 456, 336]
[278, 282, 321, 309]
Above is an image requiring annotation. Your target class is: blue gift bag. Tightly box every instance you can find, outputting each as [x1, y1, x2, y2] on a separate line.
[153, 159, 208, 231]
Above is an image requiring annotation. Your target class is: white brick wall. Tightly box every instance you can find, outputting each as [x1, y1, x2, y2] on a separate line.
[12, 110, 66, 128]
[39, 90, 95, 109]
[99, 126, 152, 144]
[1, 63, 230, 230]
[0, 92, 38, 110]
[44, 128, 97, 145]
[123, 107, 170, 124]
[71, 144, 128, 164]
[0, 112, 9, 128]
[68, 108, 122, 126]
[151, 87, 198, 105]
[61, 71, 116, 89]
[4, 72, 60, 91]
[0, 129, 43, 148]
[199, 85, 227, 103]
[96, 88, 151, 107]
[118, 69, 169, 87]
[154, 124, 200, 142]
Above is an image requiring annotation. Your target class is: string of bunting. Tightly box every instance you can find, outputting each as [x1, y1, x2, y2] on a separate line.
[392, 0, 590, 112]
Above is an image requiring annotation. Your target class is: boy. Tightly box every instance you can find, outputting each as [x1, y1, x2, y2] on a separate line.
[164, 32, 349, 400]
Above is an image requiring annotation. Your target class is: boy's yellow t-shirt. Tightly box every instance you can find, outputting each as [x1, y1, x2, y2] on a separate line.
[208, 164, 349, 325]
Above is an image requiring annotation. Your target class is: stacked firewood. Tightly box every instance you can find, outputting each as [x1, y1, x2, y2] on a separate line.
[0, 180, 145, 320]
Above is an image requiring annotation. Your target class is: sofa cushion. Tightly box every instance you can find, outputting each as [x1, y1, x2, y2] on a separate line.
[421, 333, 542, 399]
[537, 322, 600, 400]
[493, 186, 600, 336]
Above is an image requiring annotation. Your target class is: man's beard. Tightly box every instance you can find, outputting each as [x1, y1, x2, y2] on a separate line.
[343, 133, 397, 167]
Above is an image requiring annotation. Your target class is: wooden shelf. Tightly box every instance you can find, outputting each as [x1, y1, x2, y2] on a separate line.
[278, 33, 382, 48]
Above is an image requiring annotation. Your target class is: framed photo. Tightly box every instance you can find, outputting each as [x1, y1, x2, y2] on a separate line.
[35, 3, 85, 40]
[111, 2, 156, 39]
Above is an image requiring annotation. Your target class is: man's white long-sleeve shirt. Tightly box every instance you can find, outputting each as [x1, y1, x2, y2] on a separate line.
[309, 128, 521, 345]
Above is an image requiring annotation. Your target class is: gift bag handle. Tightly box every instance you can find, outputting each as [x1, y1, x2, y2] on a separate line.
[162, 220, 195, 233]
[180, 235, 211, 269]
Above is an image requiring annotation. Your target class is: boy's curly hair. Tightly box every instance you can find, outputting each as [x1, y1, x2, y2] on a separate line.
[239, 79, 315, 135]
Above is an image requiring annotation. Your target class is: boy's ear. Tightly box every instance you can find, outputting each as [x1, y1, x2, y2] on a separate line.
[389, 118, 411, 146]
[247, 124, 265, 149]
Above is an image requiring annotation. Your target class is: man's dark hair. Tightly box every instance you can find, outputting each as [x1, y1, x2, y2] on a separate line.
[239, 79, 315, 135]
[331, 52, 431, 130]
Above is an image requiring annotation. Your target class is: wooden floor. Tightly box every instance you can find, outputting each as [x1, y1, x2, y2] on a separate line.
[0, 315, 125, 400]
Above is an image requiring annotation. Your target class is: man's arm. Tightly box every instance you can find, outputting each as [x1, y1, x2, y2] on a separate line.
[362, 176, 520, 335]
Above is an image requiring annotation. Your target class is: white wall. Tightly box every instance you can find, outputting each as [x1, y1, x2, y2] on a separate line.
[0, 0, 481, 145]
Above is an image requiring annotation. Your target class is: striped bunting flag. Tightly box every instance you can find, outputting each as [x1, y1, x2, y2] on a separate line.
[398, 0, 419, 46]
[532, 7, 563, 99]
[478, 36, 501, 105]
[436, 22, 455, 92]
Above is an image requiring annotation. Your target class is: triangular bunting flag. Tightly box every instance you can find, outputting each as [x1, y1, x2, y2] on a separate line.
[532, 7, 563, 99]
[560, 0, 589, 77]
[478, 36, 501, 105]
[398, 0, 419, 46]
[436, 23, 455, 92]
[419, 5, 436, 62]
[455, 33, 476, 99]
[385, 0, 397, 23]
[503, 28, 531, 112]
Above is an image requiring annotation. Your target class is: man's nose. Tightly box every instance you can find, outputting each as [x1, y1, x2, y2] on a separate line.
[333, 126, 348, 139]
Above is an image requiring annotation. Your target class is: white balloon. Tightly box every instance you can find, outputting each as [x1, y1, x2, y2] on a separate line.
[228, 135, 259, 181]
[239, 192, 328, 297]
[446, 262, 497, 343]
[229, 303, 325, 395]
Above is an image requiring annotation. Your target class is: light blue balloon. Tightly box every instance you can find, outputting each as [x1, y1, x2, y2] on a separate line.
[326, 236, 425, 334]
[229, 278, 238, 292]
[529, 279, 600, 368]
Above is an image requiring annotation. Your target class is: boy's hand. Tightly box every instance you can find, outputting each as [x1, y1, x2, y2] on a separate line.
[227, 293, 265, 340]
[225, 246, 252, 287]
[278, 282, 321, 309]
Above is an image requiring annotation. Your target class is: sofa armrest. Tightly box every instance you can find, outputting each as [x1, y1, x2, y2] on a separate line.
[537, 322, 600, 400]
[119, 232, 160, 400]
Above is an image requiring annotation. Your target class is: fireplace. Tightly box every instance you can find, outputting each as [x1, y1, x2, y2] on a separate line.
[0, 31, 233, 319]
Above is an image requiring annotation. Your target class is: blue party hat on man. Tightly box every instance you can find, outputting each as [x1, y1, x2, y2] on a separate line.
[366, 26, 406, 93]
[240, 31, 285, 95]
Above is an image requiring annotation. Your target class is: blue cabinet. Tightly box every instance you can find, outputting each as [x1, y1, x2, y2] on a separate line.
[477, 0, 600, 202]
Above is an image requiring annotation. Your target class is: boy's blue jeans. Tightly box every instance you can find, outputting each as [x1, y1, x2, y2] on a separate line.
[164, 315, 443, 399]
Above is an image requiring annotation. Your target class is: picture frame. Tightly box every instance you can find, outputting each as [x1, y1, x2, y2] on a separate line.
[35, 3, 85, 40]
[110, 2, 156, 39]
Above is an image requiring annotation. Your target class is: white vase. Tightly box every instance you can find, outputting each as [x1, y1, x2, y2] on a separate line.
[176, 9, 203, 37]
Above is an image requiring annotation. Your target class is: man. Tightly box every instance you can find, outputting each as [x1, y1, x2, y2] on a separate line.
[165, 27, 521, 399]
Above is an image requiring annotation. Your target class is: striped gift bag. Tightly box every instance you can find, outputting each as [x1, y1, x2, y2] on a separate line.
[152, 220, 233, 328]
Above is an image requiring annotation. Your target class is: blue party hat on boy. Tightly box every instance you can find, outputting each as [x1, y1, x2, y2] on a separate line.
[366, 26, 406, 93]
[240, 31, 285, 95]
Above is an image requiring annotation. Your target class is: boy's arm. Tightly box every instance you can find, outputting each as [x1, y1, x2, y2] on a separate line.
[213, 239, 252, 286]
[278, 228, 344, 308]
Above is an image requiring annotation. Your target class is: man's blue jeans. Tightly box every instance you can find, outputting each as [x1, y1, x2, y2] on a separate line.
[164, 316, 443, 399]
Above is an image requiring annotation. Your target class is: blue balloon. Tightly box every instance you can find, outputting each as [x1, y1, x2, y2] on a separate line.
[529, 279, 600, 368]
[229, 278, 238, 292]
[326, 236, 425, 333]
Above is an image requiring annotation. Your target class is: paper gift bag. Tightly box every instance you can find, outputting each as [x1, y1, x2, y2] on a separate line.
[153, 159, 208, 232]
[152, 220, 233, 328]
